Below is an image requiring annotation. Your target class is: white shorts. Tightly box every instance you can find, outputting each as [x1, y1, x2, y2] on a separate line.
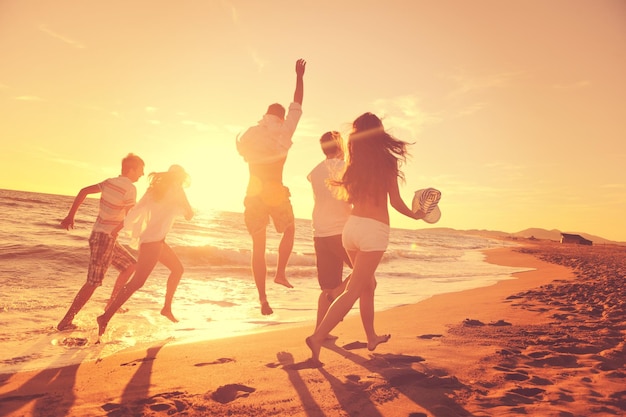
[342, 215, 390, 252]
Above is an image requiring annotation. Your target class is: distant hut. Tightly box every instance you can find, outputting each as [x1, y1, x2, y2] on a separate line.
[560, 233, 592, 246]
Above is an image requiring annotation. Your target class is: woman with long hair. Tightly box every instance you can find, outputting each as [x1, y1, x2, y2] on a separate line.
[306, 113, 426, 365]
[97, 165, 194, 337]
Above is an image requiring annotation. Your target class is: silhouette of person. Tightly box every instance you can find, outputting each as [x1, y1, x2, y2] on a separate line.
[97, 165, 194, 336]
[236, 59, 306, 315]
[306, 113, 427, 366]
[57, 153, 144, 331]
[307, 131, 352, 335]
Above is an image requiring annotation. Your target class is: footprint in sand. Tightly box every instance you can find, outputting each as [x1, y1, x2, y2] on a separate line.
[529, 375, 553, 386]
[488, 319, 512, 326]
[194, 357, 235, 367]
[504, 372, 529, 382]
[526, 354, 580, 368]
[210, 384, 255, 404]
[509, 387, 545, 397]
[102, 391, 187, 415]
[463, 318, 485, 326]
[146, 392, 188, 413]
[417, 334, 443, 339]
[526, 350, 551, 359]
[496, 348, 522, 356]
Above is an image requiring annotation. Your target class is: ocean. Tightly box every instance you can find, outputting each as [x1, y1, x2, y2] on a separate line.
[0, 188, 530, 375]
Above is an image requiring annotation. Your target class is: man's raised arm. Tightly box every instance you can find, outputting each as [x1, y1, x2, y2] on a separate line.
[294, 59, 306, 105]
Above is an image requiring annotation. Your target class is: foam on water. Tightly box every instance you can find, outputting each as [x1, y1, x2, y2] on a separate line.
[0, 188, 531, 374]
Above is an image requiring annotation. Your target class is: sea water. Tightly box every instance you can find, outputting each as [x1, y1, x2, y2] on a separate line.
[0, 188, 529, 374]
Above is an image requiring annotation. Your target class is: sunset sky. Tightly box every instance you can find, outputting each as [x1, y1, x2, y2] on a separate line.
[1, 0, 625, 242]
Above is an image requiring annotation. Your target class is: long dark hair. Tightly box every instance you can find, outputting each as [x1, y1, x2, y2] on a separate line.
[340, 113, 409, 205]
[147, 165, 189, 201]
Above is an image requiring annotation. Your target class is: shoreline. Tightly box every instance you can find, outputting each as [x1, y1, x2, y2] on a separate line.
[1, 241, 625, 416]
[0, 237, 525, 377]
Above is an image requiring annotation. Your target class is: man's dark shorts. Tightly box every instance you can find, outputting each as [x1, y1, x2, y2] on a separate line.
[244, 186, 294, 235]
[87, 231, 136, 286]
[314, 234, 353, 290]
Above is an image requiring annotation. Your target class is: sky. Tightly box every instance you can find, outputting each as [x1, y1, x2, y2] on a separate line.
[1, 0, 625, 242]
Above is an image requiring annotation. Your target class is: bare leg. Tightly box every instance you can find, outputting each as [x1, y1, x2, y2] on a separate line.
[315, 290, 332, 331]
[158, 243, 183, 323]
[274, 223, 294, 288]
[104, 263, 135, 313]
[332, 275, 349, 301]
[359, 276, 390, 351]
[97, 241, 163, 336]
[57, 283, 97, 331]
[307, 250, 385, 363]
[250, 229, 272, 315]
[315, 277, 349, 336]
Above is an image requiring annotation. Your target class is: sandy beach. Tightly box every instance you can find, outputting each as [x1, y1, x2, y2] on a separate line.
[1, 240, 625, 417]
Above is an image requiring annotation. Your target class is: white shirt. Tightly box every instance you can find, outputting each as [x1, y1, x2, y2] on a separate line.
[236, 102, 303, 164]
[124, 187, 186, 247]
[93, 176, 137, 235]
[307, 158, 351, 237]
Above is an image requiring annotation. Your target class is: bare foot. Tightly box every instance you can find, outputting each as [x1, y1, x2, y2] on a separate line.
[96, 315, 107, 337]
[161, 308, 179, 323]
[306, 335, 323, 364]
[261, 301, 273, 315]
[57, 322, 78, 332]
[325, 334, 339, 341]
[274, 274, 293, 289]
[368, 334, 391, 351]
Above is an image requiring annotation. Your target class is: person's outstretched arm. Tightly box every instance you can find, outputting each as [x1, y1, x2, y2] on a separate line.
[294, 59, 306, 105]
[61, 184, 101, 230]
[388, 177, 425, 220]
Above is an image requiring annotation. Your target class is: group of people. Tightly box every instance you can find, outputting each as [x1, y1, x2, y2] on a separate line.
[57, 157, 193, 338]
[57, 58, 430, 365]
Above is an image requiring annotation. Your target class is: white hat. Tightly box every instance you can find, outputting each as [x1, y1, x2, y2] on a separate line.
[412, 188, 442, 224]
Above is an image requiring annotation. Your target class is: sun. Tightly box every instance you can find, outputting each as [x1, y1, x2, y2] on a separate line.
[178, 140, 249, 215]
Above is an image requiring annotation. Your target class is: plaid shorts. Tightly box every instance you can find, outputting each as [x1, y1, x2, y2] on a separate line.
[244, 186, 294, 234]
[87, 231, 136, 286]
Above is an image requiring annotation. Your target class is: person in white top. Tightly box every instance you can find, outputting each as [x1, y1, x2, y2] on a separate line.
[57, 153, 145, 331]
[306, 113, 428, 366]
[97, 165, 194, 337]
[236, 59, 306, 316]
[307, 131, 352, 335]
